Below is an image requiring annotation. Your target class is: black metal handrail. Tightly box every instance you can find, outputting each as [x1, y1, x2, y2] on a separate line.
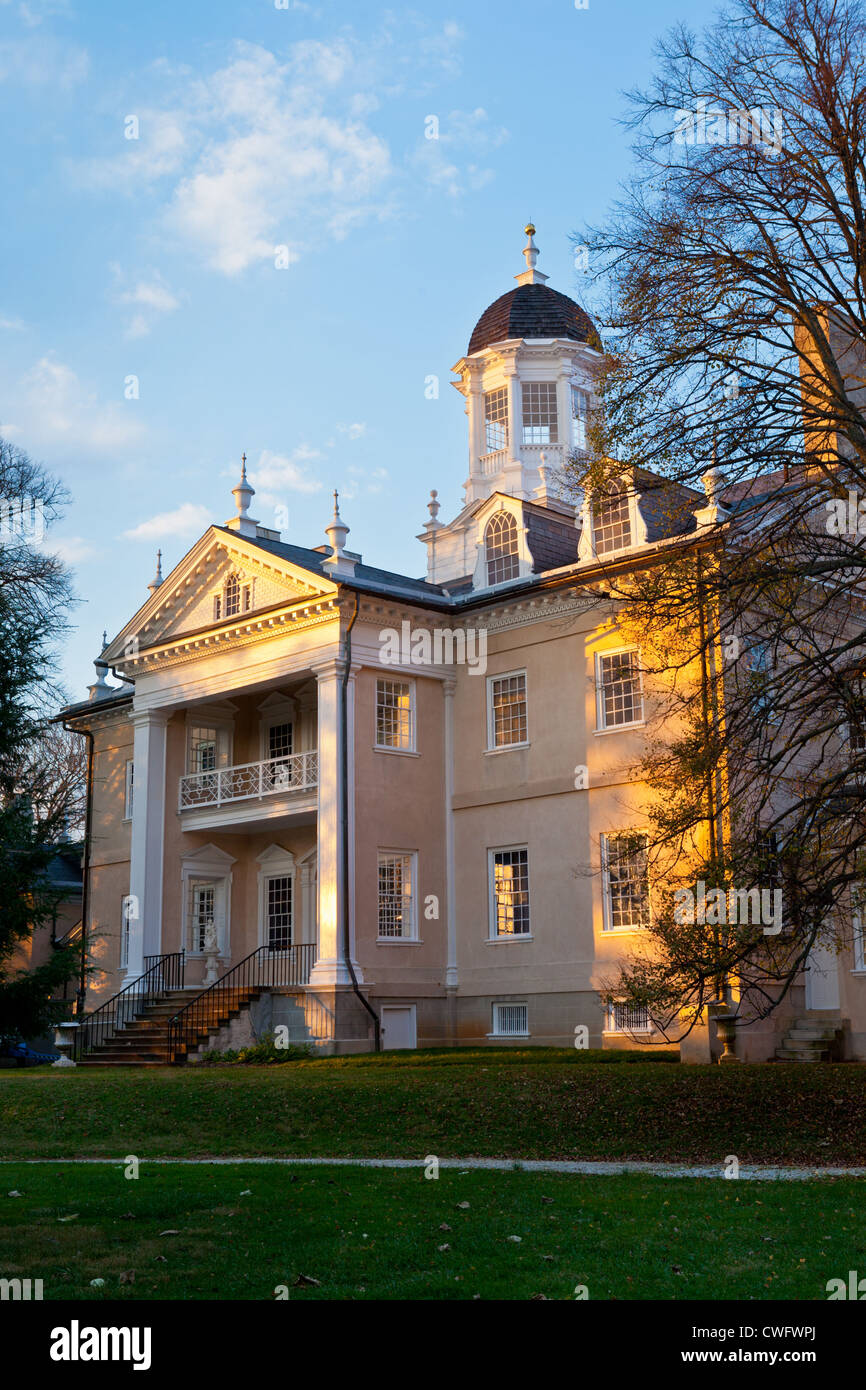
[167, 942, 315, 1062]
[73, 951, 185, 1061]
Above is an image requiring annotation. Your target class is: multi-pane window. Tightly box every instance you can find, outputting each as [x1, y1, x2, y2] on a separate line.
[189, 880, 216, 953]
[571, 385, 590, 452]
[598, 650, 643, 729]
[484, 387, 509, 453]
[242, 583, 252, 612]
[485, 512, 520, 585]
[488, 672, 528, 748]
[602, 832, 650, 931]
[593, 482, 632, 555]
[377, 852, 416, 939]
[189, 726, 218, 774]
[492, 1002, 529, 1037]
[522, 382, 558, 445]
[124, 760, 134, 820]
[268, 722, 293, 762]
[606, 1002, 651, 1032]
[224, 574, 241, 617]
[490, 847, 530, 937]
[266, 875, 292, 951]
[376, 679, 414, 751]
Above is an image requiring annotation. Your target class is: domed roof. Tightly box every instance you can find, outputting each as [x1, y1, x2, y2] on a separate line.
[468, 281, 597, 355]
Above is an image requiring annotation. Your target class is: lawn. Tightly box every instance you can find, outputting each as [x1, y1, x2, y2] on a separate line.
[0, 1163, 861, 1301]
[1, 1053, 865, 1164]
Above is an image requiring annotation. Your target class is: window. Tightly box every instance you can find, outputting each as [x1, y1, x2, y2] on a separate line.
[492, 1002, 529, 1038]
[188, 879, 217, 953]
[266, 875, 293, 951]
[485, 512, 520, 586]
[606, 1002, 651, 1033]
[490, 847, 531, 937]
[214, 594, 222, 622]
[376, 679, 415, 751]
[602, 832, 650, 931]
[593, 482, 632, 555]
[268, 722, 293, 762]
[487, 671, 528, 749]
[522, 381, 558, 444]
[224, 574, 240, 617]
[123, 760, 134, 821]
[242, 583, 252, 613]
[597, 650, 643, 729]
[571, 385, 590, 452]
[484, 387, 509, 453]
[189, 726, 218, 774]
[377, 852, 417, 939]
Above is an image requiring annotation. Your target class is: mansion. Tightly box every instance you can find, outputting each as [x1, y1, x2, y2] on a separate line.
[59, 226, 864, 1062]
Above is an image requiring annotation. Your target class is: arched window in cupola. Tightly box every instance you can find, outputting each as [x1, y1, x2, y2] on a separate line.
[485, 512, 520, 586]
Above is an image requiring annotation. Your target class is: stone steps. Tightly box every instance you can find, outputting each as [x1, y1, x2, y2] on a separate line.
[77, 984, 262, 1066]
[775, 1016, 844, 1062]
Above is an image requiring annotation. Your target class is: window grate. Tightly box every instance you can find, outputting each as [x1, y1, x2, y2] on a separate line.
[607, 1002, 650, 1033]
[493, 1002, 528, 1036]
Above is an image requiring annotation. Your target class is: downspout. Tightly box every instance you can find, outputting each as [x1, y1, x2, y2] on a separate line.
[63, 721, 93, 1017]
[340, 589, 380, 1050]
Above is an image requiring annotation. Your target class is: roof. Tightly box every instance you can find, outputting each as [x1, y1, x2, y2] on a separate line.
[468, 282, 598, 355]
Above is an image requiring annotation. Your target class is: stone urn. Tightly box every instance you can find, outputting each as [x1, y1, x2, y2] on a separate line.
[52, 1020, 79, 1067]
[714, 1013, 739, 1064]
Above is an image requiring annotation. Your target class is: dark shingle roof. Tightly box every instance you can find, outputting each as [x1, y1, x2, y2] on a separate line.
[468, 283, 597, 355]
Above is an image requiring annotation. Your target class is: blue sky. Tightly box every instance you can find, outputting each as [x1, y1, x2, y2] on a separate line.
[0, 0, 719, 699]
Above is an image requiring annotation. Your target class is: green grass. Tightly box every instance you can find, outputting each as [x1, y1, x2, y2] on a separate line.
[0, 1163, 861, 1300]
[2, 1056, 866, 1164]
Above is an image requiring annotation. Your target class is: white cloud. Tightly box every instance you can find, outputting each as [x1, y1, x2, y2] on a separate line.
[111, 267, 181, 338]
[250, 446, 325, 503]
[337, 422, 366, 440]
[123, 503, 212, 541]
[10, 355, 145, 453]
[78, 24, 467, 275]
[0, 35, 88, 87]
[51, 535, 95, 565]
[0, 315, 25, 331]
[415, 107, 509, 197]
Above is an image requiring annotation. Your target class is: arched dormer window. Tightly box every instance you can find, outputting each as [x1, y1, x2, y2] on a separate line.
[214, 572, 253, 622]
[485, 512, 520, 586]
[592, 481, 632, 556]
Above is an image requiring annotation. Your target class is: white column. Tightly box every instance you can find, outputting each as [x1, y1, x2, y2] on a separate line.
[126, 709, 169, 982]
[309, 660, 362, 986]
[444, 678, 458, 991]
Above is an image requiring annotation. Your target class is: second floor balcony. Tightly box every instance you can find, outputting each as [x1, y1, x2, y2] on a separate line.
[178, 750, 318, 831]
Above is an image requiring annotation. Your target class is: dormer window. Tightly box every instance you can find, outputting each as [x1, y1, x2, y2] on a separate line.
[593, 481, 632, 555]
[485, 512, 520, 585]
[484, 387, 509, 452]
[214, 574, 253, 622]
[522, 382, 558, 445]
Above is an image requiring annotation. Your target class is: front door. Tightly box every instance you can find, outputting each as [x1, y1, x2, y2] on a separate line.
[806, 940, 840, 1011]
[380, 1004, 417, 1050]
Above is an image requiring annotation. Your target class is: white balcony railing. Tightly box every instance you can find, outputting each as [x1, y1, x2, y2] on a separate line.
[179, 751, 318, 811]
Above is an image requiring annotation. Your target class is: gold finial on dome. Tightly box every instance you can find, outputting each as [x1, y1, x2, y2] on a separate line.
[516, 221, 548, 286]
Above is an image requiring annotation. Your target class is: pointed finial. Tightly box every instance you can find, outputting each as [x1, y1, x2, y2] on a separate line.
[147, 548, 164, 595]
[515, 221, 548, 287]
[101, 629, 108, 650]
[227, 453, 259, 537]
[332, 488, 340, 520]
[323, 488, 355, 577]
[241, 452, 247, 480]
[428, 488, 440, 523]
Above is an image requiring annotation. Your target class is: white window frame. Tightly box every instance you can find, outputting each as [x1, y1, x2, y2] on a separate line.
[601, 831, 651, 934]
[256, 845, 296, 954]
[595, 647, 644, 732]
[257, 692, 298, 763]
[185, 709, 234, 774]
[488, 845, 532, 941]
[571, 384, 590, 453]
[486, 669, 529, 751]
[180, 844, 235, 957]
[123, 760, 134, 822]
[489, 1002, 529, 1038]
[374, 678, 416, 754]
[521, 380, 559, 445]
[377, 850, 419, 941]
[214, 574, 254, 623]
[604, 1002, 652, 1034]
[483, 385, 509, 454]
[484, 511, 521, 586]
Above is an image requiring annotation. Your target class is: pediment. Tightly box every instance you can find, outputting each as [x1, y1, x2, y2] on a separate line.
[104, 529, 335, 663]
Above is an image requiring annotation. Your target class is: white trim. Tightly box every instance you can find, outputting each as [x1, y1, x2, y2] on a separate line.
[490, 1001, 530, 1038]
[123, 760, 134, 822]
[486, 667, 529, 751]
[579, 478, 647, 562]
[257, 691, 298, 762]
[595, 647, 644, 732]
[256, 844, 296, 953]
